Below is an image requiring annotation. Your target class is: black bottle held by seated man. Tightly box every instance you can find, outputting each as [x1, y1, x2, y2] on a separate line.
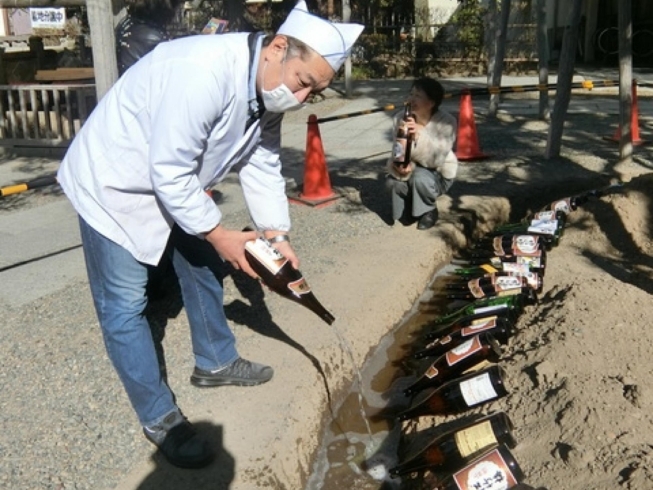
[392, 103, 413, 168]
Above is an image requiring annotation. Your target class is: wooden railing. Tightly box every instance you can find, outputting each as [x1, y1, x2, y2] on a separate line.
[0, 83, 97, 148]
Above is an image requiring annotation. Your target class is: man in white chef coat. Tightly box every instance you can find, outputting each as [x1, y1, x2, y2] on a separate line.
[57, 1, 363, 469]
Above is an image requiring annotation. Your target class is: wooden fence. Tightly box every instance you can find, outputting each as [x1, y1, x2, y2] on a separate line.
[0, 83, 96, 149]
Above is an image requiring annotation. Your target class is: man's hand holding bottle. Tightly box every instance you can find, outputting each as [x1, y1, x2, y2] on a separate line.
[262, 232, 300, 270]
[205, 225, 259, 278]
[205, 226, 300, 279]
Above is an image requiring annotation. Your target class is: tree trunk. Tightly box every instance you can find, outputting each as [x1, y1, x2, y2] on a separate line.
[536, 0, 550, 121]
[486, 0, 497, 89]
[618, 0, 633, 165]
[342, 0, 353, 98]
[488, 0, 511, 117]
[86, 0, 120, 101]
[544, 0, 583, 160]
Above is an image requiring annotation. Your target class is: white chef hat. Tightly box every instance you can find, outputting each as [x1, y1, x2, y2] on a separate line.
[277, 0, 365, 72]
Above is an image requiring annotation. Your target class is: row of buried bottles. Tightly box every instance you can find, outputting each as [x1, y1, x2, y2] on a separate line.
[382, 186, 618, 489]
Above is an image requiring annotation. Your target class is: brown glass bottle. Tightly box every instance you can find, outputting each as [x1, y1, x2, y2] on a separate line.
[490, 211, 565, 248]
[433, 443, 524, 490]
[415, 316, 513, 360]
[397, 364, 509, 421]
[452, 247, 547, 272]
[542, 188, 608, 215]
[244, 236, 335, 325]
[389, 411, 517, 478]
[392, 103, 413, 167]
[424, 295, 536, 340]
[404, 332, 502, 396]
[473, 233, 553, 253]
[464, 242, 543, 259]
[430, 295, 526, 328]
[445, 275, 534, 302]
[446, 272, 543, 295]
[452, 255, 545, 278]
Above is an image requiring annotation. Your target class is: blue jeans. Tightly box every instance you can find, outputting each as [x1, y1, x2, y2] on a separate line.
[79, 217, 238, 427]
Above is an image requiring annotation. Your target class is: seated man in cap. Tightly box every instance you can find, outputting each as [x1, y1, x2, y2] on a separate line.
[57, 0, 363, 469]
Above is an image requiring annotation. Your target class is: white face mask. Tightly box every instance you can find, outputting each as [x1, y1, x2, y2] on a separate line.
[261, 58, 304, 113]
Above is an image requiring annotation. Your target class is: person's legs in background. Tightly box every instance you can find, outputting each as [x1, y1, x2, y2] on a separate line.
[410, 166, 451, 230]
[386, 176, 415, 225]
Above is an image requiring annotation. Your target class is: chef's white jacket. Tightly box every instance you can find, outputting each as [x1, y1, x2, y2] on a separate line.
[58, 33, 290, 266]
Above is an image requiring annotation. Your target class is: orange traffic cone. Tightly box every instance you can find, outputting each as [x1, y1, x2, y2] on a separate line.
[603, 81, 646, 145]
[455, 89, 490, 161]
[289, 114, 340, 207]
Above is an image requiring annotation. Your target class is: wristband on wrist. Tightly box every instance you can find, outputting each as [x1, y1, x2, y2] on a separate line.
[267, 234, 290, 244]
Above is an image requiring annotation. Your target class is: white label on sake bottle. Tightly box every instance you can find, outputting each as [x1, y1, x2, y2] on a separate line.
[520, 271, 538, 290]
[515, 254, 541, 268]
[461, 317, 497, 336]
[494, 276, 522, 291]
[501, 262, 529, 274]
[512, 235, 538, 253]
[393, 139, 406, 161]
[474, 305, 507, 315]
[527, 219, 558, 235]
[460, 372, 497, 406]
[454, 420, 497, 458]
[245, 238, 288, 274]
[446, 335, 482, 366]
[288, 278, 311, 295]
[533, 210, 555, 220]
[453, 447, 518, 489]
[551, 198, 572, 214]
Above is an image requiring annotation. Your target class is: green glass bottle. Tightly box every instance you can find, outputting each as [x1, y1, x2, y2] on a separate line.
[452, 252, 545, 278]
[429, 294, 531, 328]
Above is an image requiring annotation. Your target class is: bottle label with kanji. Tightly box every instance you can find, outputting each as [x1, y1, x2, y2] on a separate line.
[460, 372, 498, 406]
[453, 447, 519, 490]
[446, 335, 483, 366]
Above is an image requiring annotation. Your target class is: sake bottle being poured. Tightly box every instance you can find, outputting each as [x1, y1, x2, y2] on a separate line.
[244, 233, 335, 325]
